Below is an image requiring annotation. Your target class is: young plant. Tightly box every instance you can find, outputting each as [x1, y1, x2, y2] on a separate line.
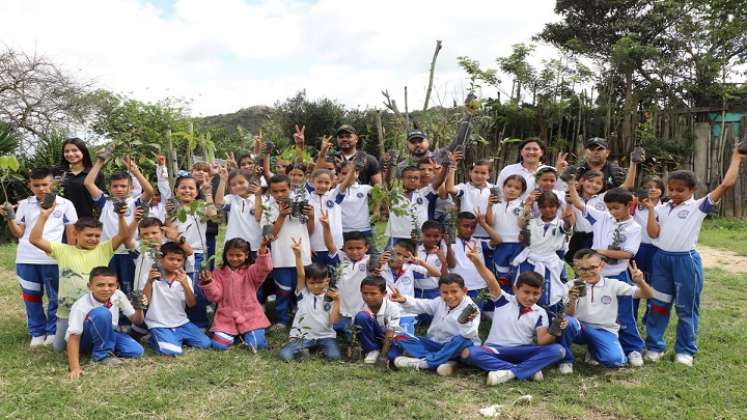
[605, 225, 625, 265]
[0, 155, 20, 219]
[324, 262, 347, 303]
[346, 323, 363, 362]
[290, 316, 312, 360]
[175, 199, 218, 272]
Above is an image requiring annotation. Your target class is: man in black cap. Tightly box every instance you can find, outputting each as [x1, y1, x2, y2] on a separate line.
[333, 124, 381, 186]
[578, 137, 627, 191]
[388, 129, 434, 178]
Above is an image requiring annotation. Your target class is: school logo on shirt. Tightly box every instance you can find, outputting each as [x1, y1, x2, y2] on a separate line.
[601, 295, 613, 304]
[249, 209, 255, 216]
[359, 265, 366, 272]
[416, 198, 423, 205]
[53, 210, 62, 218]
[323, 302, 332, 312]
[512, 207, 521, 216]
[356, 192, 364, 198]
[677, 210, 689, 219]
[326, 200, 334, 208]
[595, 202, 607, 211]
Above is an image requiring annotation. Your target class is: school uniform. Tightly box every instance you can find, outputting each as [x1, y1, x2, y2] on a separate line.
[385, 186, 435, 245]
[413, 243, 446, 301]
[450, 237, 494, 311]
[496, 163, 545, 201]
[462, 294, 565, 379]
[266, 196, 312, 327]
[306, 185, 345, 257]
[559, 278, 639, 368]
[338, 182, 374, 237]
[645, 195, 715, 357]
[632, 201, 663, 275]
[381, 263, 428, 334]
[94, 192, 141, 297]
[278, 288, 341, 361]
[489, 198, 524, 294]
[354, 298, 402, 353]
[146, 275, 211, 356]
[388, 295, 480, 369]
[512, 217, 567, 312]
[173, 208, 210, 328]
[324, 251, 370, 320]
[147, 164, 170, 222]
[66, 291, 144, 360]
[584, 205, 643, 355]
[566, 194, 606, 265]
[222, 193, 262, 250]
[455, 182, 493, 239]
[15, 195, 77, 338]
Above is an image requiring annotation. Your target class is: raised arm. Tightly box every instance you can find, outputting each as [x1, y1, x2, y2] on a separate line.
[291, 237, 306, 291]
[2, 204, 24, 238]
[629, 261, 654, 299]
[110, 203, 133, 250]
[214, 165, 229, 207]
[644, 198, 660, 239]
[314, 136, 333, 171]
[466, 244, 501, 298]
[319, 210, 336, 254]
[620, 151, 641, 191]
[475, 207, 502, 247]
[710, 144, 746, 203]
[124, 156, 154, 202]
[154, 153, 172, 200]
[178, 270, 197, 307]
[566, 178, 586, 212]
[84, 154, 106, 200]
[29, 205, 55, 254]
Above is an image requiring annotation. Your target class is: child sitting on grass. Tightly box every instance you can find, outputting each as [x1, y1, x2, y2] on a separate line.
[353, 275, 401, 364]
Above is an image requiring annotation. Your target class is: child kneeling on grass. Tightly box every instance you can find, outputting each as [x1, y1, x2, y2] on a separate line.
[144, 242, 211, 356]
[66, 267, 145, 380]
[387, 273, 481, 376]
[278, 238, 341, 361]
[200, 237, 273, 351]
[353, 275, 401, 364]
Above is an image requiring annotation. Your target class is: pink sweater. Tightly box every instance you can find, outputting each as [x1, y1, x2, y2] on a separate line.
[202, 253, 273, 335]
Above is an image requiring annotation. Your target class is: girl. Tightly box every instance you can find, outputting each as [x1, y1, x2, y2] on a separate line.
[306, 168, 347, 262]
[485, 174, 527, 294]
[286, 163, 307, 189]
[200, 238, 273, 351]
[59, 137, 104, 219]
[512, 192, 574, 314]
[215, 168, 263, 255]
[633, 176, 664, 276]
[565, 170, 605, 265]
[446, 159, 494, 240]
[169, 175, 218, 328]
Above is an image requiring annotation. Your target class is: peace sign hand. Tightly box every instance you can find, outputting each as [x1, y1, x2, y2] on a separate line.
[555, 152, 569, 172]
[629, 260, 645, 285]
[293, 125, 305, 145]
[388, 285, 406, 303]
[319, 209, 330, 228]
[290, 237, 303, 256]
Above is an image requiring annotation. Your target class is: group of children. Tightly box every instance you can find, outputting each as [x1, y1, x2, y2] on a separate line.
[2, 128, 745, 384]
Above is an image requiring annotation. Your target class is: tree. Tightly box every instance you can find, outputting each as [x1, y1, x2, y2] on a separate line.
[497, 43, 536, 103]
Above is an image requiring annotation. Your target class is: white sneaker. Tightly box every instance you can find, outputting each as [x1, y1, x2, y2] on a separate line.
[532, 370, 544, 381]
[436, 361, 458, 377]
[269, 323, 288, 332]
[43, 335, 55, 346]
[584, 352, 600, 366]
[674, 353, 693, 367]
[101, 356, 123, 367]
[364, 350, 380, 364]
[558, 363, 574, 375]
[393, 356, 427, 370]
[486, 370, 515, 386]
[644, 350, 663, 362]
[627, 351, 644, 367]
[30, 336, 46, 348]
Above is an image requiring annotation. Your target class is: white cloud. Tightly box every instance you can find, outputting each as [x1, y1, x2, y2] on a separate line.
[0, 0, 561, 116]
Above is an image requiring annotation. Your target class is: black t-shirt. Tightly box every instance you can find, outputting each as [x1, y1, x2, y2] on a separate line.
[579, 161, 627, 192]
[61, 169, 105, 219]
[333, 151, 381, 185]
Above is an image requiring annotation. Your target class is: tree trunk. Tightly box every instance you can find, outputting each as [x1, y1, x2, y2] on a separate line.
[620, 69, 635, 156]
[376, 110, 385, 161]
[422, 40, 443, 112]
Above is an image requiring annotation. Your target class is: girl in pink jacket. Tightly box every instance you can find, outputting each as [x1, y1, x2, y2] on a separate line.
[200, 238, 273, 351]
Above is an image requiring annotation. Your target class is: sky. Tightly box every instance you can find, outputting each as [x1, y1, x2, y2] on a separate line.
[0, 0, 561, 117]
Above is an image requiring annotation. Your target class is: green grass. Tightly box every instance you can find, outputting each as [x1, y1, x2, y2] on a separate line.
[700, 218, 747, 256]
[1, 225, 746, 418]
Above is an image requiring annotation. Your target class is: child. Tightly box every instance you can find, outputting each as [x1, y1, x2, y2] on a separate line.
[418, 158, 452, 222]
[169, 175, 219, 328]
[285, 163, 307, 189]
[353, 275, 402, 364]
[336, 162, 374, 243]
[447, 212, 496, 308]
[385, 166, 435, 246]
[215, 167, 263, 253]
[644, 145, 745, 366]
[3, 168, 78, 347]
[565, 170, 605, 265]
[144, 242, 211, 356]
[512, 192, 574, 314]
[460, 258, 566, 385]
[84, 152, 154, 298]
[632, 176, 665, 278]
[387, 273, 480, 375]
[414, 221, 449, 302]
[278, 238, 341, 361]
[190, 161, 221, 270]
[306, 168, 350, 259]
[261, 174, 313, 330]
[484, 174, 527, 293]
[379, 239, 441, 334]
[567, 184, 644, 366]
[558, 249, 653, 373]
[65, 267, 145, 379]
[200, 238, 273, 351]
[446, 159, 494, 240]
[30, 206, 134, 352]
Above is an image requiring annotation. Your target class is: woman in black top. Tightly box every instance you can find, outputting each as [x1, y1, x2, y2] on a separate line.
[59, 137, 105, 219]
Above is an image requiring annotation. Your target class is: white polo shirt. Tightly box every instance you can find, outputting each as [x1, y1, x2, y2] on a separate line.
[496, 163, 549, 200]
[485, 294, 549, 347]
[456, 182, 493, 238]
[400, 295, 481, 344]
[386, 186, 435, 239]
[290, 288, 336, 340]
[95, 193, 142, 254]
[15, 195, 78, 265]
[450, 238, 490, 291]
[223, 194, 262, 250]
[307, 186, 345, 252]
[382, 263, 427, 317]
[144, 276, 193, 329]
[526, 216, 567, 256]
[632, 201, 664, 244]
[584, 206, 641, 276]
[652, 195, 716, 252]
[327, 251, 370, 318]
[414, 243, 446, 290]
[489, 198, 523, 243]
[265, 197, 312, 268]
[566, 277, 638, 334]
[573, 194, 606, 233]
[361, 297, 401, 332]
[338, 183, 373, 232]
[66, 290, 135, 341]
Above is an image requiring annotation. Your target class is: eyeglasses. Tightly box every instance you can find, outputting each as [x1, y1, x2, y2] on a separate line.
[574, 265, 600, 272]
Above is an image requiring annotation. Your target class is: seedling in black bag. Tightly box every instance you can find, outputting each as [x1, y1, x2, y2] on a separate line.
[457, 303, 479, 324]
[738, 141, 747, 155]
[559, 165, 579, 183]
[139, 199, 151, 219]
[111, 197, 128, 214]
[41, 192, 56, 210]
[548, 307, 565, 337]
[2, 202, 15, 221]
[128, 290, 148, 311]
[631, 146, 645, 163]
[573, 278, 587, 298]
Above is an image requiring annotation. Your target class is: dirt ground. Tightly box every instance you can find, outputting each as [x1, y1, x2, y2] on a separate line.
[697, 244, 747, 274]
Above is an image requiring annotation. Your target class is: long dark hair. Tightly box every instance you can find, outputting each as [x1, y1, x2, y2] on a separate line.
[516, 137, 546, 164]
[60, 137, 94, 170]
[221, 238, 254, 269]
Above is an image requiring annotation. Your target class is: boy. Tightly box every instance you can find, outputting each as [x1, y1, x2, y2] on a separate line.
[414, 221, 449, 302]
[354, 275, 402, 364]
[387, 273, 481, 375]
[335, 162, 375, 244]
[84, 151, 154, 298]
[30, 204, 135, 352]
[558, 249, 653, 373]
[66, 266, 145, 379]
[144, 242, 211, 356]
[643, 145, 745, 366]
[278, 238, 341, 361]
[260, 174, 313, 330]
[385, 166, 435, 246]
[460, 252, 566, 385]
[3, 168, 77, 347]
[567, 185, 644, 366]
[448, 212, 497, 309]
[379, 239, 441, 334]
